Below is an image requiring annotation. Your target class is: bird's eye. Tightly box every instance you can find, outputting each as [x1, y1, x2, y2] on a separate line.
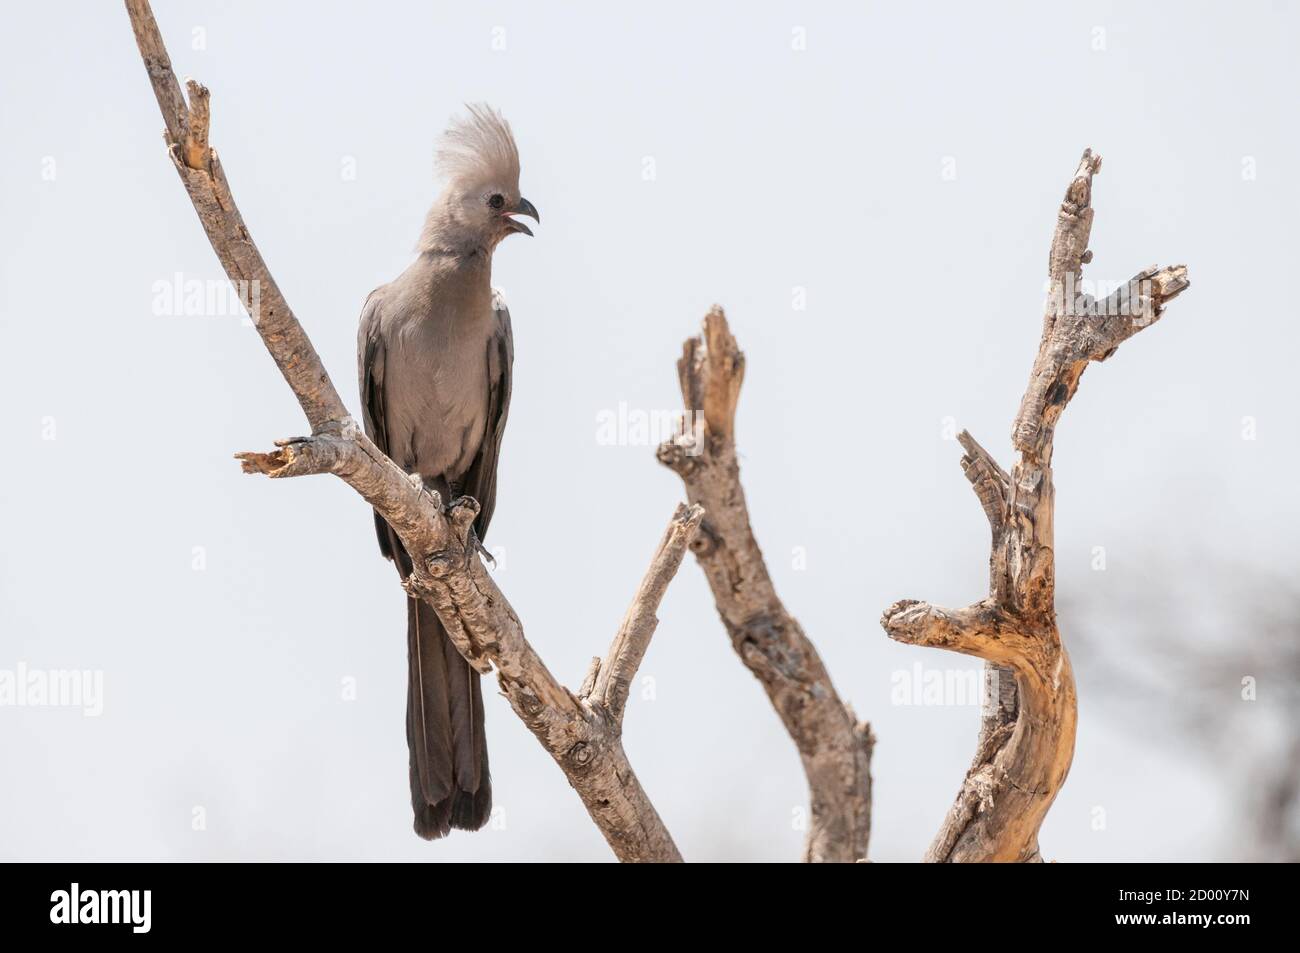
[488, 193, 505, 210]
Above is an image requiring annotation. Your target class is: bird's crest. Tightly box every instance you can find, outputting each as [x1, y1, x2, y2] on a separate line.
[436, 103, 520, 189]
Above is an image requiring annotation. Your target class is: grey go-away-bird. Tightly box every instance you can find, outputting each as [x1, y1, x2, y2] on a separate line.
[357, 105, 537, 839]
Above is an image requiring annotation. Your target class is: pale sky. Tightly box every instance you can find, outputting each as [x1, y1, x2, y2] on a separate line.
[2, 0, 1296, 861]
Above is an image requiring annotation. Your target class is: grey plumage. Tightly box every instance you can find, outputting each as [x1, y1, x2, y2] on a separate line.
[358, 104, 535, 839]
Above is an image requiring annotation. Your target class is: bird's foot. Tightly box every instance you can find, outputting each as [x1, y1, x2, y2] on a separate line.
[444, 491, 491, 564]
[469, 525, 496, 566]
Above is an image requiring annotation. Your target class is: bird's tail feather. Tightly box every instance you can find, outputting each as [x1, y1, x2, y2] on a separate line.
[407, 596, 491, 839]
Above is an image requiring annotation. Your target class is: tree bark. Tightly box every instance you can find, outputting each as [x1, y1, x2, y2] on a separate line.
[124, 0, 697, 863]
[881, 149, 1189, 862]
[659, 309, 874, 863]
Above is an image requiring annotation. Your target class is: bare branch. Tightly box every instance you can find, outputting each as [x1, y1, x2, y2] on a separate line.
[577, 657, 602, 698]
[691, 305, 745, 440]
[1015, 153, 1190, 462]
[1047, 148, 1102, 286]
[125, 0, 190, 147]
[126, 0, 687, 863]
[592, 503, 704, 722]
[957, 430, 1008, 537]
[884, 149, 1189, 862]
[125, 0, 347, 431]
[182, 79, 210, 170]
[658, 307, 873, 864]
[880, 599, 1023, 664]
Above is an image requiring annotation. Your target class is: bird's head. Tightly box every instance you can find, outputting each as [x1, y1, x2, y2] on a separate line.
[420, 104, 539, 255]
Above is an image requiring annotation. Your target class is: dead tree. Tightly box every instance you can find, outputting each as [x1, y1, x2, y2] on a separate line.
[124, 0, 699, 863]
[659, 311, 874, 863]
[881, 150, 1189, 862]
[125, 0, 1190, 864]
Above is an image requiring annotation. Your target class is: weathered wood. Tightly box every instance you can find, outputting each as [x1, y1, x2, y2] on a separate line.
[882, 149, 1189, 862]
[659, 308, 874, 863]
[591, 508, 703, 721]
[125, 0, 696, 863]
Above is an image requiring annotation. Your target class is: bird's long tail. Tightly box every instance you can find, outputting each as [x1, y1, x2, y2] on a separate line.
[406, 595, 491, 839]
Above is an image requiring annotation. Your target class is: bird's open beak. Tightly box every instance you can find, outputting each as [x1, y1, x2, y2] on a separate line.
[504, 196, 539, 237]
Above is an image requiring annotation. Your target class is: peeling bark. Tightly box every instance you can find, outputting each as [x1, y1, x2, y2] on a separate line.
[659, 308, 874, 863]
[881, 149, 1189, 862]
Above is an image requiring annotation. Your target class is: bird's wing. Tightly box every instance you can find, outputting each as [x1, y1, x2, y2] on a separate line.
[461, 290, 515, 540]
[358, 289, 400, 562]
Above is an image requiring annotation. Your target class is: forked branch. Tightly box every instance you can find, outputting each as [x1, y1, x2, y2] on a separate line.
[125, 0, 697, 863]
[881, 148, 1189, 862]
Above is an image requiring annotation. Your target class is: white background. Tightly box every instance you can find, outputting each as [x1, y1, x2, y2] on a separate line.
[2, 1, 1295, 861]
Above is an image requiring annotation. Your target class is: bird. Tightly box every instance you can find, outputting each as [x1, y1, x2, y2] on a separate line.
[357, 104, 537, 839]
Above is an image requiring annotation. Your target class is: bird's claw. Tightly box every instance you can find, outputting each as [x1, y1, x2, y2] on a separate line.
[470, 526, 496, 566]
